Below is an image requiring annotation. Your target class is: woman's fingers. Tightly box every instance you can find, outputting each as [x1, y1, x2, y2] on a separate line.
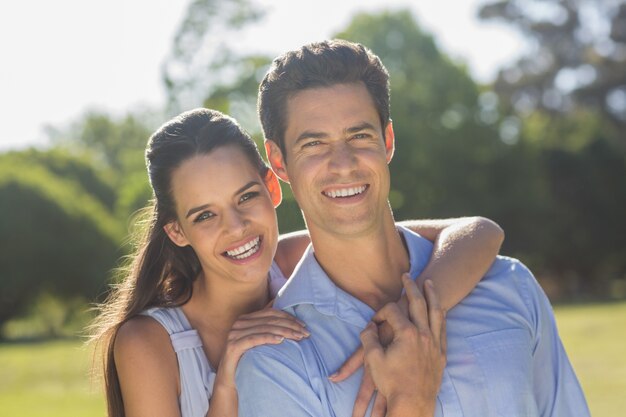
[236, 308, 306, 326]
[329, 346, 364, 382]
[360, 322, 385, 368]
[401, 273, 430, 333]
[350, 369, 376, 417]
[370, 392, 387, 417]
[371, 302, 410, 334]
[423, 279, 445, 351]
[232, 310, 307, 334]
[229, 323, 309, 343]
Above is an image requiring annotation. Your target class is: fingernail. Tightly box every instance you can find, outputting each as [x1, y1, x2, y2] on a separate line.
[328, 372, 338, 380]
[275, 336, 285, 342]
[297, 319, 307, 327]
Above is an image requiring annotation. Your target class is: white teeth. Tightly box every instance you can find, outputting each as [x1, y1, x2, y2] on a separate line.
[226, 237, 261, 259]
[324, 185, 366, 198]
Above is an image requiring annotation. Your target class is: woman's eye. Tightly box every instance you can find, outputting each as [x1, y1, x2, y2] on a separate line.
[193, 211, 214, 223]
[240, 191, 260, 203]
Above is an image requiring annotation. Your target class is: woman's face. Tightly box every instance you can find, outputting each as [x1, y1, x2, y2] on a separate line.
[164, 145, 280, 285]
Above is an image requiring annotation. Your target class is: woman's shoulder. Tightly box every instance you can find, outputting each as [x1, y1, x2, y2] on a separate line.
[114, 315, 176, 366]
[113, 316, 182, 414]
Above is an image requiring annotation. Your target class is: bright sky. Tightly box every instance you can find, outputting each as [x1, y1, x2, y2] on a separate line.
[0, 0, 525, 151]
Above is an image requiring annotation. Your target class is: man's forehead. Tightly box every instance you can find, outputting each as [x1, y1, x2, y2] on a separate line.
[283, 84, 381, 142]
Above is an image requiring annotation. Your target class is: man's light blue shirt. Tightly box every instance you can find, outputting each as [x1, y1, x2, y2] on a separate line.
[236, 227, 590, 417]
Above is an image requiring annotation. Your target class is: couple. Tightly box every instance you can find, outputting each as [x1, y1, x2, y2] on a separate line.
[91, 40, 589, 417]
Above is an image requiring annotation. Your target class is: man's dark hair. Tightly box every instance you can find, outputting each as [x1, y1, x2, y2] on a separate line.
[258, 39, 391, 155]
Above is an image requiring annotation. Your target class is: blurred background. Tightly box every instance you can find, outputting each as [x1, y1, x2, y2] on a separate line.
[1, 0, 625, 416]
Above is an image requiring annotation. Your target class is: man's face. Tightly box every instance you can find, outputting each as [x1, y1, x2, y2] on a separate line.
[268, 82, 394, 238]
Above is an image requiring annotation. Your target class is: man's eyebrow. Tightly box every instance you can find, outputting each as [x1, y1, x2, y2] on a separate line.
[294, 122, 378, 145]
[345, 122, 377, 134]
[295, 130, 327, 145]
[185, 181, 260, 218]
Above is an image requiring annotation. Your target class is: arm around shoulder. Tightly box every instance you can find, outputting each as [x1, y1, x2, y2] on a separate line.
[114, 316, 182, 417]
[403, 216, 505, 310]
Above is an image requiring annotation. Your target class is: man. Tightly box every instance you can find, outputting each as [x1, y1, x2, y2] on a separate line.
[235, 39, 590, 417]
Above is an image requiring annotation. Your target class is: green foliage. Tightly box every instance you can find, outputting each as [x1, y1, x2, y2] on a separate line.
[478, 0, 626, 134]
[0, 158, 122, 327]
[335, 11, 525, 219]
[50, 110, 153, 176]
[332, 9, 626, 298]
[163, 0, 265, 112]
[0, 149, 117, 211]
[45, 109, 156, 222]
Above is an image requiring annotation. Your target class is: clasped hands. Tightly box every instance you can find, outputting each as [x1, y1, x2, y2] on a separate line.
[329, 274, 447, 417]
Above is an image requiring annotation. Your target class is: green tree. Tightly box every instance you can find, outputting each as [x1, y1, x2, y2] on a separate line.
[0, 157, 122, 329]
[46, 110, 155, 221]
[479, 0, 626, 141]
[334, 10, 542, 228]
[162, 0, 265, 113]
[477, 0, 626, 298]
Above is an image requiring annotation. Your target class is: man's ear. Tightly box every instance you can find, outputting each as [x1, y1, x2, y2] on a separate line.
[384, 120, 395, 163]
[263, 168, 283, 208]
[163, 220, 190, 247]
[264, 140, 290, 183]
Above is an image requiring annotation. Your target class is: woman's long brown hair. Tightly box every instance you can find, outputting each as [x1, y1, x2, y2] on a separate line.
[87, 108, 269, 417]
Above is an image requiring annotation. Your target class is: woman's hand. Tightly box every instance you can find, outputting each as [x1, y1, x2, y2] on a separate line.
[215, 308, 310, 389]
[329, 291, 411, 417]
[361, 276, 447, 417]
[330, 276, 446, 417]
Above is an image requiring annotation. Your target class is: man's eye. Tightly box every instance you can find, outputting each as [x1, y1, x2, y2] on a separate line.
[240, 191, 260, 203]
[352, 133, 369, 140]
[302, 140, 321, 148]
[194, 211, 214, 223]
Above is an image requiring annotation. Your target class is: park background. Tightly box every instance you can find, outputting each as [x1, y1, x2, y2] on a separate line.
[1, 0, 625, 416]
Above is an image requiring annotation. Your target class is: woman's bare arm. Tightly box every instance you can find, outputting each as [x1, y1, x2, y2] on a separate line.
[398, 216, 504, 309]
[275, 216, 504, 309]
[114, 316, 182, 417]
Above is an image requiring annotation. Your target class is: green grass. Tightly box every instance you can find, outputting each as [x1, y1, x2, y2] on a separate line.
[554, 301, 626, 417]
[0, 339, 105, 417]
[0, 302, 624, 417]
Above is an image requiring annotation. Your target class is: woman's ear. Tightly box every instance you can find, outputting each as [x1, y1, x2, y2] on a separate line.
[265, 140, 289, 183]
[384, 120, 395, 163]
[264, 169, 283, 208]
[163, 220, 190, 247]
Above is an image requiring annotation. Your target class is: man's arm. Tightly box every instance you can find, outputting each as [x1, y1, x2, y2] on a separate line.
[519, 263, 591, 417]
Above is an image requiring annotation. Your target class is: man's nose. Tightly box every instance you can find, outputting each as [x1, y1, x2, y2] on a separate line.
[327, 142, 358, 174]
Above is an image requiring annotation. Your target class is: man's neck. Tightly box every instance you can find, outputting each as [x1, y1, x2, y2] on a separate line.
[308, 214, 410, 311]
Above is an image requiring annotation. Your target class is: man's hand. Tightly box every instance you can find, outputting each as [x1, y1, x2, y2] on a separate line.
[360, 275, 447, 417]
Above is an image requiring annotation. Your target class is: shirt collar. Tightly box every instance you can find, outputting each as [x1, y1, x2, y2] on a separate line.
[274, 226, 434, 326]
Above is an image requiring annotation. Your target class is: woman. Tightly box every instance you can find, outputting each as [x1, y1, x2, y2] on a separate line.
[90, 108, 503, 417]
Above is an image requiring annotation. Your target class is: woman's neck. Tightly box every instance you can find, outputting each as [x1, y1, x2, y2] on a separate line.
[186, 270, 270, 332]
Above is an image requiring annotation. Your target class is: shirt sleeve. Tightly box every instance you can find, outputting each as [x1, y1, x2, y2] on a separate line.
[519, 262, 591, 417]
[235, 343, 329, 417]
